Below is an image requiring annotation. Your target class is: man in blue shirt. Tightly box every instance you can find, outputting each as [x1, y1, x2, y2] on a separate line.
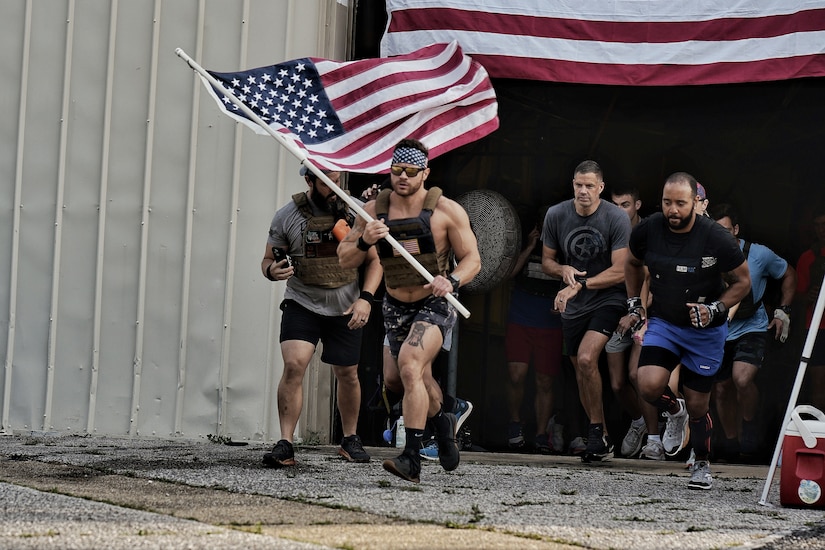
[710, 203, 796, 460]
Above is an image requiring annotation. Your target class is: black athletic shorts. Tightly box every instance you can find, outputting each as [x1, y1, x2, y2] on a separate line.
[279, 299, 362, 366]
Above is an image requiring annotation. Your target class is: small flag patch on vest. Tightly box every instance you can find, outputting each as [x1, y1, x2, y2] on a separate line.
[394, 239, 421, 256]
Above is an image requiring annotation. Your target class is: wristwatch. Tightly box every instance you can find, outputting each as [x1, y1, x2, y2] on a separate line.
[778, 305, 792, 314]
[576, 276, 587, 290]
[448, 273, 461, 293]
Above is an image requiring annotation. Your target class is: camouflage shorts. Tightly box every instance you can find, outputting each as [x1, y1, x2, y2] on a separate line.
[383, 293, 457, 357]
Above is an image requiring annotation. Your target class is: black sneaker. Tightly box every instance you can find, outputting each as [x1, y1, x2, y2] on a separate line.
[437, 412, 460, 471]
[382, 450, 421, 483]
[338, 434, 370, 463]
[582, 426, 614, 463]
[534, 433, 552, 455]
[508, 421, 525, 450]
[262, 439, 295, 468]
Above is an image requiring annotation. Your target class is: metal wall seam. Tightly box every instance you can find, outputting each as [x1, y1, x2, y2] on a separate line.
[130, 0, 162, 436]
[217, 0, 251, 437]
[88, 0, 119, 435]
[175, 0, 206, 437]
[3, 0, 33, 434]
[262, 0, 300, 443]
[44, 0, 77, 431]
[262, 0, 299, 444]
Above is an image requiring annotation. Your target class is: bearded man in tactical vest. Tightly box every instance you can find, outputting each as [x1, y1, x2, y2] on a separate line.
[261, 167, 382, 468]
[338, 138, 481, 484]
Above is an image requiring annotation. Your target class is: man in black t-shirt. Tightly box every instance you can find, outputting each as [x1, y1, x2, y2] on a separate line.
[621, 172, 750, 490]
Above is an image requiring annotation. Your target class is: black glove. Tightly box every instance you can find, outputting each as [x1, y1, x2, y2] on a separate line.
[626, 297, 646, 331]
[692, 300, 728, 328]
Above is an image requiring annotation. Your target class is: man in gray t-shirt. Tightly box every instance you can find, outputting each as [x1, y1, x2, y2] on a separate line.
[261, 167, 382, 469]
[542, 160, 631, 463]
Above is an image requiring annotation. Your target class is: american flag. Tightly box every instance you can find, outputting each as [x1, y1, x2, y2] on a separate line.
[381, 0, 825, 86]
[202, 41, 498, 174]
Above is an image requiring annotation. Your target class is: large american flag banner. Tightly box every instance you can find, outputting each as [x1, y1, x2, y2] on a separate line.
[201, 41, 498, 174]
[381, 0, 825, 86]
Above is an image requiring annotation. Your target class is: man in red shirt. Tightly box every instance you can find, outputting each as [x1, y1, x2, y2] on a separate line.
[795, 208, 825, 410]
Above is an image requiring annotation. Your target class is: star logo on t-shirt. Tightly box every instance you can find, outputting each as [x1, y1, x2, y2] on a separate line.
[565, 226, 607, 262]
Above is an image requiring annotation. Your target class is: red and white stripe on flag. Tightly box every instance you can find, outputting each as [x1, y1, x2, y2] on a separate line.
[381, 0, 825, 86]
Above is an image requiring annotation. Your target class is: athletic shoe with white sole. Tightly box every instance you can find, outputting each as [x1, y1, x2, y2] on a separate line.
[663, 398, 690, 457]
[621, 419, 648, 458]
[419, 439, 439, 461]
[640, 439, 665, 461]
[508, 421, 525, 449]
[454, 398, 474, 433]
[688, 460, 713, 490]
[582, 424, 613, 463]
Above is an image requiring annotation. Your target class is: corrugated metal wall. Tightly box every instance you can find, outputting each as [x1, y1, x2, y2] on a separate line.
[0, 0, 352, 442]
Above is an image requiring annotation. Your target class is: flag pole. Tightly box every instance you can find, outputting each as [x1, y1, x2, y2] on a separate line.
[759, 282, 825, 505]
[175, 48, 470, 318]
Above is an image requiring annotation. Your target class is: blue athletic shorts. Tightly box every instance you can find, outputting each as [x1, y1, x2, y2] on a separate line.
[640, 317, 727, 378]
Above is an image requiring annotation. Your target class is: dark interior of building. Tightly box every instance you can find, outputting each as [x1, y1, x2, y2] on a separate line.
[344, 1, 825, 461]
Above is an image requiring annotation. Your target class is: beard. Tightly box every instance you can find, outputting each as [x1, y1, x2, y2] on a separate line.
[310, 186, 333, 212]
[667, 209, 694, 230]
[392, 177, 422, 196]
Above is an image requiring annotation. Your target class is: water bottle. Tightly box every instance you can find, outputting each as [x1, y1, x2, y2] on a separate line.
[395, 415, 406, 448]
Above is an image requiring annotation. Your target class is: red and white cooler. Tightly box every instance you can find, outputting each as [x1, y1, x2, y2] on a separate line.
[781, 405, 825, 508]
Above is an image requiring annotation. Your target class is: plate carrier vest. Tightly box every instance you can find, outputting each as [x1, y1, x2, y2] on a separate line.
[374, 187, 451, 289]
[291, 192, 357, 288]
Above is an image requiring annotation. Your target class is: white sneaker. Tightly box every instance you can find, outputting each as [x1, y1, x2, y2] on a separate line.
[688, 460, 713, 490]
[621, 419, 648, 457]
[662, 398, 689, 457]
[639, 439, 665, 461]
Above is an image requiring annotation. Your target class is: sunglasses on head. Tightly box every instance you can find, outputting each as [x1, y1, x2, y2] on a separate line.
[390, 165, 425, 177]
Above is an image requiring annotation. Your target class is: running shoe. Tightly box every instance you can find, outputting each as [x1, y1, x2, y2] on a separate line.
[740, 420, 758, 456]
[419, 439, 439, 461]
[453, 398, 474, 433]
[508, 421, 525, 449]
[663, 398, 690, 457]
[688, 460, 713, 490]
[262, 439, 296, 468]
[437, 412, 460, 471]
[534, 433, 552, 454]
[582, 425, 614, 463]
[547, 415, 565, 453]
[621, 419, 648, 458]
[382, 450, 421, 484]
[568, 436, 587, 456]
[337, 434, 370, 463]
[640, 439, 665, 461]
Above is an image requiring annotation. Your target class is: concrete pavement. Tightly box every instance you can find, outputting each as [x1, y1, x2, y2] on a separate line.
[1, 433, 824, 549]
